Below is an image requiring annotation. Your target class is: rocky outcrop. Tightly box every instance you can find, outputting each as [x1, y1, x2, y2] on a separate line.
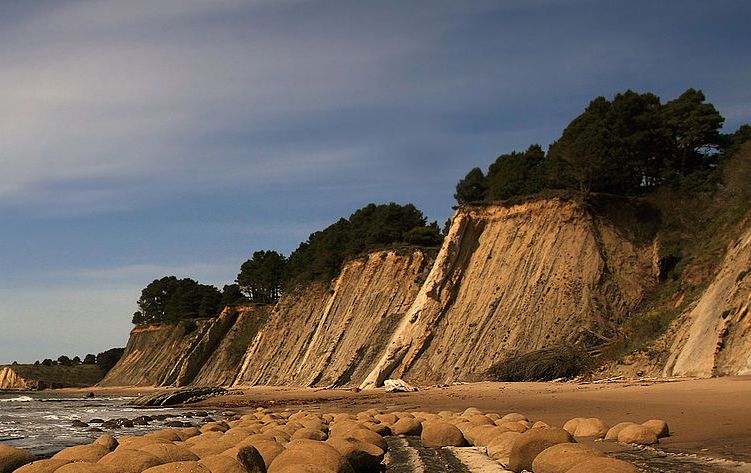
[0, 367, 33, 390]
[232, 250, 431, 387]
[663, 227, 751, 377]
[362, 198, 657, 387]
[100, 306, 266, 387]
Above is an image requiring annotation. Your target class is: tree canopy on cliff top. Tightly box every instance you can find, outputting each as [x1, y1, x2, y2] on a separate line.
[132, 202, 441, 323]
[246, 202, 442, 291]
[455, 88, 735, 203]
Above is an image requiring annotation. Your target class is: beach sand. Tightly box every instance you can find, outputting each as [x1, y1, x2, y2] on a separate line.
[181, 376, 751, 463]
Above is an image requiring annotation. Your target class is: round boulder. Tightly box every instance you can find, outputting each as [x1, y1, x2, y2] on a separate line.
[326, 436, 384, 472]
[97, 448, 164, 471]
[52, 444, 111, 463]
[572, 418, 609, 438]
[292, 428, 328, 441]
[642, 419, 669, 438]
[486, 431, 522, 465]
[13, 459, 72, 473]
[143, 462, 211, 473]
[605, 422, 639, 441]
[56, 464, 123, 473]
[267, 439, 354, 473]
[565, 457, 639, 472]
[199, 454, 250, 473]
[420, 421, 466, 448]
[508, 427, 574, 473]
[139, 443, 200, 463]
[94, 434, 119, 451]
[391, 418, 422, 436]
[617, 425, 658, 445]
[0, 444, 35, 473]
[531, 443, 605, 473]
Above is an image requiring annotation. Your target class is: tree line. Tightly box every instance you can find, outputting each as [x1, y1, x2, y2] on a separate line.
[132, 202, 443, 325]
[455, 89, 749, 203]
[26, 348, 125, 372]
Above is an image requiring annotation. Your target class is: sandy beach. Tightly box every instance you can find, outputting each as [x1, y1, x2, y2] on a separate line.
[175, 376, 751, 464]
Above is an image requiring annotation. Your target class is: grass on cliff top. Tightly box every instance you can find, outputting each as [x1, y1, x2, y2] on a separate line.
[2, 364, 105, 388]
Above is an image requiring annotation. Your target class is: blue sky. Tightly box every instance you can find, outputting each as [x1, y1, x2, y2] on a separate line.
[1, 0, 749, 363]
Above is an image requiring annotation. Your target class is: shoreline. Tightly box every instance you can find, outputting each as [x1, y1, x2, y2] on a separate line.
[27, 377, 751, 464]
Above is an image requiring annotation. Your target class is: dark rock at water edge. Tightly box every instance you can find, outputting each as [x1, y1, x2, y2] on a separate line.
[129, 387, 228, 406]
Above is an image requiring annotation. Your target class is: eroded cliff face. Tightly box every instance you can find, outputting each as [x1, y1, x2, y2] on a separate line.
[232, 250, 430, 387]
[362, 198, 657, 387]
[100, 306, 266, 387]
[664, 228, 751, 377]
[0, 367, 33, 390]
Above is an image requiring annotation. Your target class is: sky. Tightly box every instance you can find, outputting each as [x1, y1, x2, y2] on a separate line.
[1, 0, 750, 363]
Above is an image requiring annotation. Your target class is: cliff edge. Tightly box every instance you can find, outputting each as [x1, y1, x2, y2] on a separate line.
[361, 197, 658, 387]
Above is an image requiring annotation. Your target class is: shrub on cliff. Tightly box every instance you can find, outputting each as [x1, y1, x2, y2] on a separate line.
[485, 345, 592, 381]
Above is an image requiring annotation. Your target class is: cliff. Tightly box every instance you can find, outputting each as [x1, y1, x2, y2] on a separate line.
[232, 250, 431, 387]
[0, 365, 104, 390]
[663, 227, 751, 377]
[104, 197, 663, 388]
[361, 197, 657, 387]
[100, 306, 267, 387]
[0, 367, 33, 390]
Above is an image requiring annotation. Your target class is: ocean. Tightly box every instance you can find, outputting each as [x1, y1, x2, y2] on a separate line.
[0, 391, 213, 457]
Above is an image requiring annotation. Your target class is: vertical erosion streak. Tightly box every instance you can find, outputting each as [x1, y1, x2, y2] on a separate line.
[231, 324, 266, 387]
[290, 271, 346, 384]
[359, 210, 473, 389]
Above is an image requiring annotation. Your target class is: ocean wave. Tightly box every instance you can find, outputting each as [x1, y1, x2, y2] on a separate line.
[0, 396, 33, 403]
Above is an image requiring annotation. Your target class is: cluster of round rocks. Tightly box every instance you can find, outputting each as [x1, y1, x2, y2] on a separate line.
[0, 407, 669, 473]
[72, 412, 215, 432]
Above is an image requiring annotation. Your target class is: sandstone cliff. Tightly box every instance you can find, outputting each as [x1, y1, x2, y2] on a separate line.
[663, 228, 751, 377]
[0, 365, 104, 390]
[232, 250, 430, 387]
[362, 197, 657, 387]
[0, 367, 33, 390]
[100, 306, 266, 387]
[105, 197, 667, 388]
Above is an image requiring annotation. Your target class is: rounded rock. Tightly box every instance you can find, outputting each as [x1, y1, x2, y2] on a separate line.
[486, 431, 523, 465]
[139, 443, 200, 463]
[642, 419, 669, 438]
[13, 459, 72, 473]
[326, 436, 384, 472]
[94, 434, 119, 451]
[420, 421, 466, 448]
[565, 457, 639, 472]
[52, 444, 111, 463]
[617, 425, 658, 445]
[531, 442, 605, 473]
[0, 444, 35, 473]
[391, 418, 422, 436]
[143, 461, 211, 473]
[508, 427, 573, 472]
[605, 422, 639, 441]
[267, 439, 354, 473]
[97, 448, 164, 471]
[572, 418, 609, 438]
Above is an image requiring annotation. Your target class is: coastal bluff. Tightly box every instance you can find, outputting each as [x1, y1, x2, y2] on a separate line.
[100, 196, 751, 388]
[0, 364, 104, 390]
